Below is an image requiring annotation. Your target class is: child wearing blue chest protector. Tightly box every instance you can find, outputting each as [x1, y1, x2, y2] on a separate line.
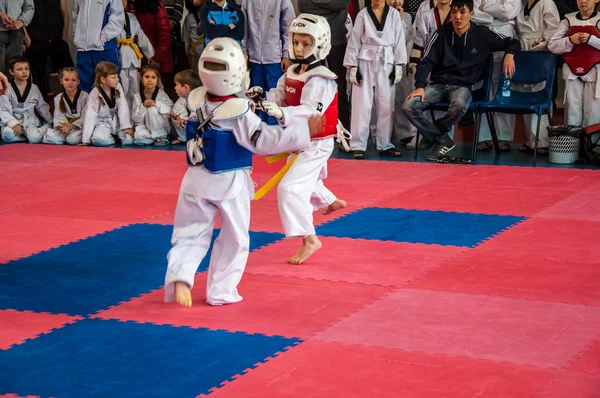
[164, 38, 324, 308]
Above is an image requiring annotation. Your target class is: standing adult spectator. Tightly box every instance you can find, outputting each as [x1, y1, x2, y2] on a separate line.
[129, 0, 174, 81]
[0, 0, 35, 75]
[25, 0, 74, 98]
[298, 0, 351, 129]
[73, 0, 124, 92]
[163, 0, 185, 24]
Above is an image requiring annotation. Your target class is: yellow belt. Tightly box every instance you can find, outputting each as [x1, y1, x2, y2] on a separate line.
[117, 38, 143, 59]
[67, 117, 79, 124]
[254, 152, 299, 200]
[191, 37, 205, 56]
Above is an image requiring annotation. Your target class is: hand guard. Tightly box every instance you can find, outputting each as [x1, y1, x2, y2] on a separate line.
[336, 120, 352, 152]
[389, 64, 403, 85]
[262, 101, 284, 120]
[186, 136, 204, 166]
[245, 86, 265, 102]
[349, 67, 362, 85]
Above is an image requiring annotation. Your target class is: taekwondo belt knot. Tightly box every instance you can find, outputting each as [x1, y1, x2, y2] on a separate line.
[117, 38, 144, 59]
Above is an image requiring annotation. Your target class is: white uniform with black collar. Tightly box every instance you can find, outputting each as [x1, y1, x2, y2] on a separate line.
[43, 90, 89, 145]
[0, 82, 52, 143]
[344, 5, 407, 152]
[164, 87, 312, 306]
[81, 84, 132, 146]
[131, 88, 174, 145]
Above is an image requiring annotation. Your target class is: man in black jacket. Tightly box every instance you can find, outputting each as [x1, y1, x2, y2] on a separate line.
[402, 0, 521, 160]
[298, 0, 351, 129]
[25, 0, 74, 98]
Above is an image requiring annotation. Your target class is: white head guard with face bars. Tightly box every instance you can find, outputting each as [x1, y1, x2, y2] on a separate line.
[288, 14, 332, 65]
[197, 37, 250, 97]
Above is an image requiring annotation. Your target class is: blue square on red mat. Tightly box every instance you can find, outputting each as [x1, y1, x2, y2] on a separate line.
[0, 224, 283, 316]
[316, 207, 525, 247]
[0, 318, 301, 398]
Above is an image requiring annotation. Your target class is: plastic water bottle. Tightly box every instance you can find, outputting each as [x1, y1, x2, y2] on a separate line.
[501, 75, 511, 103]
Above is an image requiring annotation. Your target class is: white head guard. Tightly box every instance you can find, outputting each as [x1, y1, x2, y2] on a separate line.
[197, 38, 250, 97]
[288, 14, 332, 65]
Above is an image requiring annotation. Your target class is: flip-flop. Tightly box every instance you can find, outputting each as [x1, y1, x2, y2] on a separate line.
[154, 139, 170, 146]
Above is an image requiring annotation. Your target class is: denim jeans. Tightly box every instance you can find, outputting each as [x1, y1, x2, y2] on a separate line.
[0, 29, 25, 75]
[402, 84, 472, 142]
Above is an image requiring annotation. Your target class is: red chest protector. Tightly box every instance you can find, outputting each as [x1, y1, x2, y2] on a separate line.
[284, 65, 339, 140]
[563, 13, 600, 76]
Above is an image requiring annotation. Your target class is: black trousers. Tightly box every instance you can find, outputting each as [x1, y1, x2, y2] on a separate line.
[26, 38, 74, 97]
[326, 43, 350, 130]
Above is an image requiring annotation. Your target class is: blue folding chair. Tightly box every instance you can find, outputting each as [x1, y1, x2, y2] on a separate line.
[415, 55, 496, 160]
[475, 51, 557, 165]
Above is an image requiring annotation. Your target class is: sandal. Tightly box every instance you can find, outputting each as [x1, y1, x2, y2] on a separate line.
[498, 141, 511, 152]
[154, 139, 170, 146]
[519, 144, 532, 152]
[379, 147, 402, 157]
[477, 141, 492, 151]
[436, 156, 472, 164]
[353, 150, 366, 159]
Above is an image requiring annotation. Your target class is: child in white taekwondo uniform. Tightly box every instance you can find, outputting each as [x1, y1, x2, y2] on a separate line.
[246, 14, 348, 265]
[0, 56, 52, 144]
[118, 0, 155, 107]
[131, 65, 174, 146]
[170, 69, 202, 145]
[43, 68, 89, 145]
[549, 0, 600, 128]
[345, 0, 407, 159]
[80, 61, 133, 146]
[515, 0, 560, 154]
[164, 37, 324, 307]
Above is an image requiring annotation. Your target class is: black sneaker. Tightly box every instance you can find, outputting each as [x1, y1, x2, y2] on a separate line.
[425, 136, 456, 160]
[418, 136, 435, 149]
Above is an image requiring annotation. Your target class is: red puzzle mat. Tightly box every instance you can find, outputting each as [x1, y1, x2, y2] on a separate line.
[1, 144, 600, 397]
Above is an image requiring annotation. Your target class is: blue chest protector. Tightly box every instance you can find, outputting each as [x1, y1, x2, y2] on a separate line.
[186, 117, 253, 174]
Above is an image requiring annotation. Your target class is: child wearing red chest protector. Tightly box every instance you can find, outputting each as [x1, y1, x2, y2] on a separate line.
[246, 14, 349, 265]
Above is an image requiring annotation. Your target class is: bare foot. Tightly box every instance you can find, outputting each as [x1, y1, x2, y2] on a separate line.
[288, 235, 322, 264]
[322, 199, 347, 215]
[174, 281, 192, 307]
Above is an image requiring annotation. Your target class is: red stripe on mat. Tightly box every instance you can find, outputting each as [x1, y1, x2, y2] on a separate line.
[535, 371, 600, 397]
[406, 246, 600, 306]
[314, 289, 600, 368]
[245, 237, 464, 286]
[93, 273, 393, 338]
[0, 309, 81, 350]
[0, 214, 126, 263]
[199, 341, 554, 398]
[373, 182, 575, 216]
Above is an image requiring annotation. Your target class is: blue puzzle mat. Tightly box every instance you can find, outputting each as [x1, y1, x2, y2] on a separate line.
[0, 224, 283, 315]
[0, 318, 301, 398]
[316, 207, 526, 247]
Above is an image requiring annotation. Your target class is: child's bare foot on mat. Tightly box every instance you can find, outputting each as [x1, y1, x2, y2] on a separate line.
[174, 281, 192, 307]
[288, 235, 322, 264]
[322, 199, 346, 215]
